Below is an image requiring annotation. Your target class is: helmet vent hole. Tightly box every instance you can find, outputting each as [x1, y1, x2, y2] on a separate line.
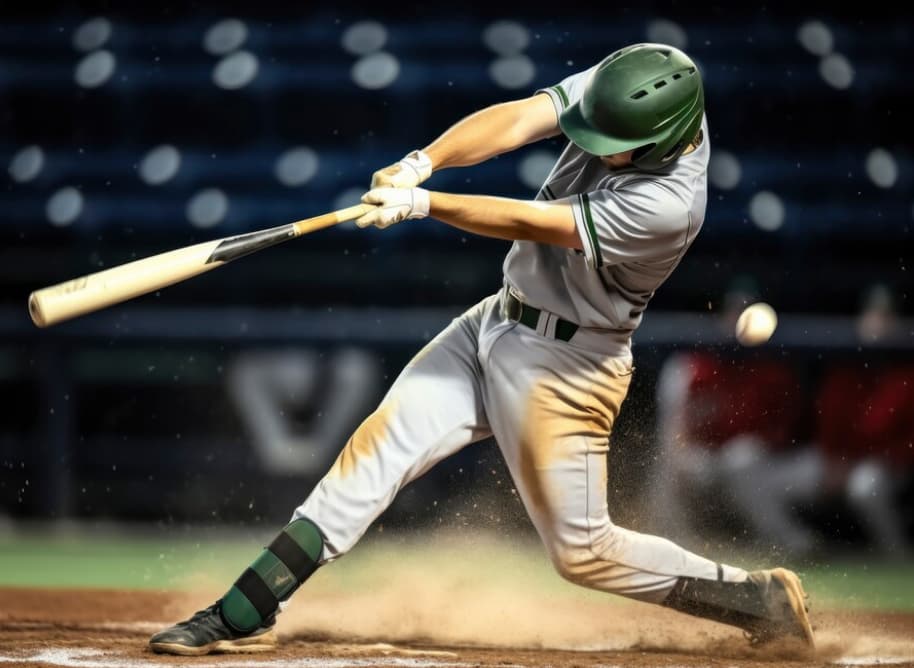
[687, 67, 696, 75]
[672, 73, 682, 80]
[654, 80, 668, 89]
[661, 141, 684, 162]
[631, 90, 648, 100]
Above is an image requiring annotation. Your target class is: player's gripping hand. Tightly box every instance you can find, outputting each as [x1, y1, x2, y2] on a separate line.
[356, 187, 430, 229]
[370, 149, 433, 189]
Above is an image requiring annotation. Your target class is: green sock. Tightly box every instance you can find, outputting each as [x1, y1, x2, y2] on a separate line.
[221, 517, 323, 633]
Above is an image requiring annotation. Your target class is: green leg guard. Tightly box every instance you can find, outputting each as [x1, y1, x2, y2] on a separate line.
[221, 517, 324, 633]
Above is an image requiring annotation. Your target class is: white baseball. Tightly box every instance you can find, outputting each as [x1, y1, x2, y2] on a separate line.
[735, 302, 778, 346]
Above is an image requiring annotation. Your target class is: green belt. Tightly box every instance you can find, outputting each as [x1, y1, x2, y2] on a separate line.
[504, 293, 579, 342]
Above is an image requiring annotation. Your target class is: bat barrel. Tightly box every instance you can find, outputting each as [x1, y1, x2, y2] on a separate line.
[27, 240, 222, 328]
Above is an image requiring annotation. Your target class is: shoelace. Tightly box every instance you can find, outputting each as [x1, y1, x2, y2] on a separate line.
[181, 605, 220, 629]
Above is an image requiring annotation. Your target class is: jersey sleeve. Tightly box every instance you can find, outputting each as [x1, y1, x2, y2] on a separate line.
[565, 181, 692, 269]
[536, 65, 598, 119]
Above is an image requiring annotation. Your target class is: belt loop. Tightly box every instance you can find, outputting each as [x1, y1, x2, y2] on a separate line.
[535, 310, 549, 336]
[544, 314, 558, 339]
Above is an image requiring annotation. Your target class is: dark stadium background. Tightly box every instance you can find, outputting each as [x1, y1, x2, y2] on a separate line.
[1, 2, 910, 565]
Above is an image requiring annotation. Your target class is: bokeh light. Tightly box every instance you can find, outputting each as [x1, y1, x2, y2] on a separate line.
[275, 147, 320, 187]
[748, 191, 785, 231]
[204, 19, 249, 56]
[46, 187, 83, 226]
[342, 21, 388, 56]
[646, 19, 688, 50]
[489, 55, 535, 89]
[72, 17, 112, 52]
[708, 151, 742, 190]
[865, 148, 898, 189]
[8, 146, 45, 183]
[139, 145, 181, 186]
[213, 51, 259, 89]
[351, 52, 400, 90]
[797, 20, 834, 56]
[518, 151, 558, 190]
[819, 53, 854, 89]
[482, 21, 530, 56]
[75, 50, 116, 88]
[186, 188, 229, 228]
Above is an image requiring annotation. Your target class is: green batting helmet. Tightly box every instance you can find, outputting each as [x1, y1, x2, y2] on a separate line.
[560, 43, 704, 170]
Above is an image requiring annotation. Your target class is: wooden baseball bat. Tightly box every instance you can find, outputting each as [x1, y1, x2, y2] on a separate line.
[28, 202, 375, 328]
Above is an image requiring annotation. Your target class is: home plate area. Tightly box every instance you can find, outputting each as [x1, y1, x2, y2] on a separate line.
[2, 588, 914, 668]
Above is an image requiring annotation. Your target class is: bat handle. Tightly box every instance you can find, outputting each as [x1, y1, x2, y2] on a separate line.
[293, 203, 376, 236]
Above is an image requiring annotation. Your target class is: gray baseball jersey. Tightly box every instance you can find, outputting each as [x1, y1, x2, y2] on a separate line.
[502, 66, 709, 343]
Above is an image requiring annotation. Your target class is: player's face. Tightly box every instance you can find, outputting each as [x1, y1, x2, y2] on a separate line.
[599, 149, 635, 169]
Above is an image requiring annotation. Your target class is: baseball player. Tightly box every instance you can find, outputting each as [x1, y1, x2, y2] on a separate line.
[150, 43, 815, 656]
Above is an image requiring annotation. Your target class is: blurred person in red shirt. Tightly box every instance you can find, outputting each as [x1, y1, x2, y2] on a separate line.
[653, 281, 821, 558]
[814, 285, 912, 556]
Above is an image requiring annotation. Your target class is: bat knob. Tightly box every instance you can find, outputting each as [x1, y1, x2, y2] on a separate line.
[28, 293, 48, 328]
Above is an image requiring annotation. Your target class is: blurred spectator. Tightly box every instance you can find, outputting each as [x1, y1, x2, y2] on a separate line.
[856, 283, 903, 345]
[806, 284, 911, 556]
[652, 280, 820, 557]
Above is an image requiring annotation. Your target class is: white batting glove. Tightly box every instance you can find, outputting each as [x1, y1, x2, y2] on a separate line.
[356, 187, 430, 229]
[370, 149, 434, 189]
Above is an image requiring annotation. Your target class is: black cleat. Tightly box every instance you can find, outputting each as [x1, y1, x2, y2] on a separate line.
[662, 566, 815, 651]
[743, 568, 815, 648]
[149, 602, 277, 656]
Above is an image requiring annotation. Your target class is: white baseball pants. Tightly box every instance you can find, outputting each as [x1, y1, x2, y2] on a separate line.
[294, 290, 746, 603]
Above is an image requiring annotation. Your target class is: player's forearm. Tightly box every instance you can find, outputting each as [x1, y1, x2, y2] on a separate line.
[422, 95, 559, 170]
[428, 191, 581, 248]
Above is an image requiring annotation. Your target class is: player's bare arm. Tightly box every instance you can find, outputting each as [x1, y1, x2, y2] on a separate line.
[371, 93, 560, 188]
[357, 188, 581, 249]
[422, 94, 561, 169]
[428, 192, 580, 247]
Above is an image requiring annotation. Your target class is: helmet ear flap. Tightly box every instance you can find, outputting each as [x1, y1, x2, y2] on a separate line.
[660, 140, 685, 162]
[631, 138, 684, 168]
[631, 143, 655, 163]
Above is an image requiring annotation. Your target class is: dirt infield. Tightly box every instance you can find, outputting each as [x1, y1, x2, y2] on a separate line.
[1, 588, 913, 668]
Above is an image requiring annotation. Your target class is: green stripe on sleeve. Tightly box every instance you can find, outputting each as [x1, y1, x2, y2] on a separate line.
[580, 193, 603, 268]
[552, 85, 570, 109]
